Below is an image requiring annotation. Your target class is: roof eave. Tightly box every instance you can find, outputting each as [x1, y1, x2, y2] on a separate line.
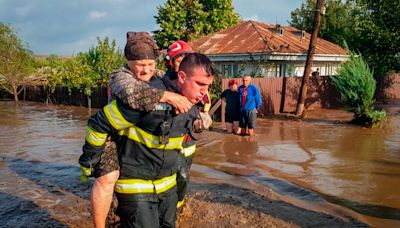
[205, 52, 349, 62]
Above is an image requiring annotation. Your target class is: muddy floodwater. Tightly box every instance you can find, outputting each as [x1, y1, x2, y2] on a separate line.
[0, 100, 399, 227]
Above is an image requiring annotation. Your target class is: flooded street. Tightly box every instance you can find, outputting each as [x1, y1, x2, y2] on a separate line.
[0, 100, 399, 227]
[0, 101, 92, 227]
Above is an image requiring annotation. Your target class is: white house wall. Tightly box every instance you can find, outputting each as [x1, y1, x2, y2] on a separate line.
[208, 53, 347, 77]
[215, 61, 342, 77]
[207, 53, 348, 62]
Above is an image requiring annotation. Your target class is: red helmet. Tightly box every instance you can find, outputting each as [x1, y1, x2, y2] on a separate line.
[165, 40, 193, 66]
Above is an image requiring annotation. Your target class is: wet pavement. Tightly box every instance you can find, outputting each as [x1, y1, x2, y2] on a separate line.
[0, 100, 399, 227]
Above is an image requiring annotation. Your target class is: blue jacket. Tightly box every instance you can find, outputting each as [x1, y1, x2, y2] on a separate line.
[239, 84, 262, 111]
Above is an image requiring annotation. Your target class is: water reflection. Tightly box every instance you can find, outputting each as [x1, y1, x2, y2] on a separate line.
[0, 192, 68, 227]
[323, 194, 400, 220]
[195, 135, 260, 177]
[0, 101, 88, 164]
[195, 104, 400, 226]
[1, 100, 399, 227]
[0, 101, 94, 227]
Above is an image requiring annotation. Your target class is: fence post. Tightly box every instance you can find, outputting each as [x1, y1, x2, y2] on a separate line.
[87, 95, 91, 112]
[45, 86, 49, 105]
[280, 76, 287, 113]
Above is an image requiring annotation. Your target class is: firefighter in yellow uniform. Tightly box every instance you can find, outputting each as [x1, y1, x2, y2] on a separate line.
[79, 53, 214, 227]
[162, 40, 212, 210]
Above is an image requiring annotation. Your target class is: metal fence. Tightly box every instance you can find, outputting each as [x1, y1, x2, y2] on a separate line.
[221, 76, 340, 117]
[222, 74, 400, 117]
[375, 73, 400, 100]
[19, 86, 108, 109]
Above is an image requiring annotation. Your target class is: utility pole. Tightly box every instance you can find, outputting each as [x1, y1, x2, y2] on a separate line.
[296, 0, 324, 116]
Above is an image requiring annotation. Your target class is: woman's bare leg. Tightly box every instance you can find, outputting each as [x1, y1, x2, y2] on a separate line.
[91, 170, 119, 228]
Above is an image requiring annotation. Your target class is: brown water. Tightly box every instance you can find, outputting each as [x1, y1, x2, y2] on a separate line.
[0, 101, 92, 227]
[0, 100, 399, 227]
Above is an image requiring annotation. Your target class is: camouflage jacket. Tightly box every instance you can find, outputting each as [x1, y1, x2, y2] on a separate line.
[108, 66, 165, 111]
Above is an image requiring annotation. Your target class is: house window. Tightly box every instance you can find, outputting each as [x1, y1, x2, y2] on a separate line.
[233, 64, 238, 76]
[261, 65, 278, 77]
[222, 64, 232, 77]
[279, 28, 284, 36]
[221, 64, 238, 77]
[279, 64, 287, 77]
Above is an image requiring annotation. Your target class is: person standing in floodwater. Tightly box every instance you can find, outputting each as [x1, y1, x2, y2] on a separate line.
[163, 40, 213, 212]
[81, 32, 194, 228]
[221, 79, 240, 134]
[238, 75, 262, 136]
[80, 53, 215, 228]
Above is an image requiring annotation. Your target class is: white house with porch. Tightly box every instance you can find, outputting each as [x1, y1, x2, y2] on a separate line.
[190, 20, 348, 77]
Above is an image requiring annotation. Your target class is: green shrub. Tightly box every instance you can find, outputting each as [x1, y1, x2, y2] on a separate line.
[36, 36, 124, 96]
[331, 51, 386, 127]
[78, 37, 125, 82]
[209, 73, 222, 103]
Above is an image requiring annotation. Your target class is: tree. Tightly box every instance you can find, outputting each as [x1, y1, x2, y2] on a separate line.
[153, 0, 206, 49]
[330, 50, 386, 127]
[79, 36, 125, 83]
[153, 0, 240, 49]
[297, 0, 324, 116]
[351, 0, 400, 75]
[201, 0, 240, 34]
[289, 0, 315, 33]
[289, 0, 400, 75]
[39, 36, 125, 98]
[0, 22, 35, 102]
[289, 0, 356, 48]
[36, 55, 64, 104]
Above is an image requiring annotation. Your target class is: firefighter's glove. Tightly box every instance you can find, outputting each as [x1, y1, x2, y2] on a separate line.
[79, 165, 93, 182]
[79, 144, 101, 182]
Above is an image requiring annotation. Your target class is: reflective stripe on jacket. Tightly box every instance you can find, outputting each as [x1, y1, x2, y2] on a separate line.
[115, 173, 177, 194]
[182, 144, 196, 158]
[79, 77, 200, 193]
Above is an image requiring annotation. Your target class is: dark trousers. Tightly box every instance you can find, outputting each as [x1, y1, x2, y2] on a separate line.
[117, 191, 178, 228]
[239, 109, 257, 129]
[176, 153, 190, 202]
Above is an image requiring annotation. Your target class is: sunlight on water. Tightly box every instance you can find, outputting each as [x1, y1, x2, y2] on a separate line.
[1, 100, 399, 227]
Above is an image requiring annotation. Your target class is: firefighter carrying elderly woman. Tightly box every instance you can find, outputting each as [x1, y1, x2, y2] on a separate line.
[79, 32, 214, 228]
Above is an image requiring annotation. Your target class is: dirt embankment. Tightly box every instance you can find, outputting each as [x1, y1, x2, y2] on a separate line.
[175, 177, 368, 228]
[104, 177, 368, 228]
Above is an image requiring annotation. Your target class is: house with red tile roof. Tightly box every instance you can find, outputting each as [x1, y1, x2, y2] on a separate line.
[190, 20, 348, 77]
